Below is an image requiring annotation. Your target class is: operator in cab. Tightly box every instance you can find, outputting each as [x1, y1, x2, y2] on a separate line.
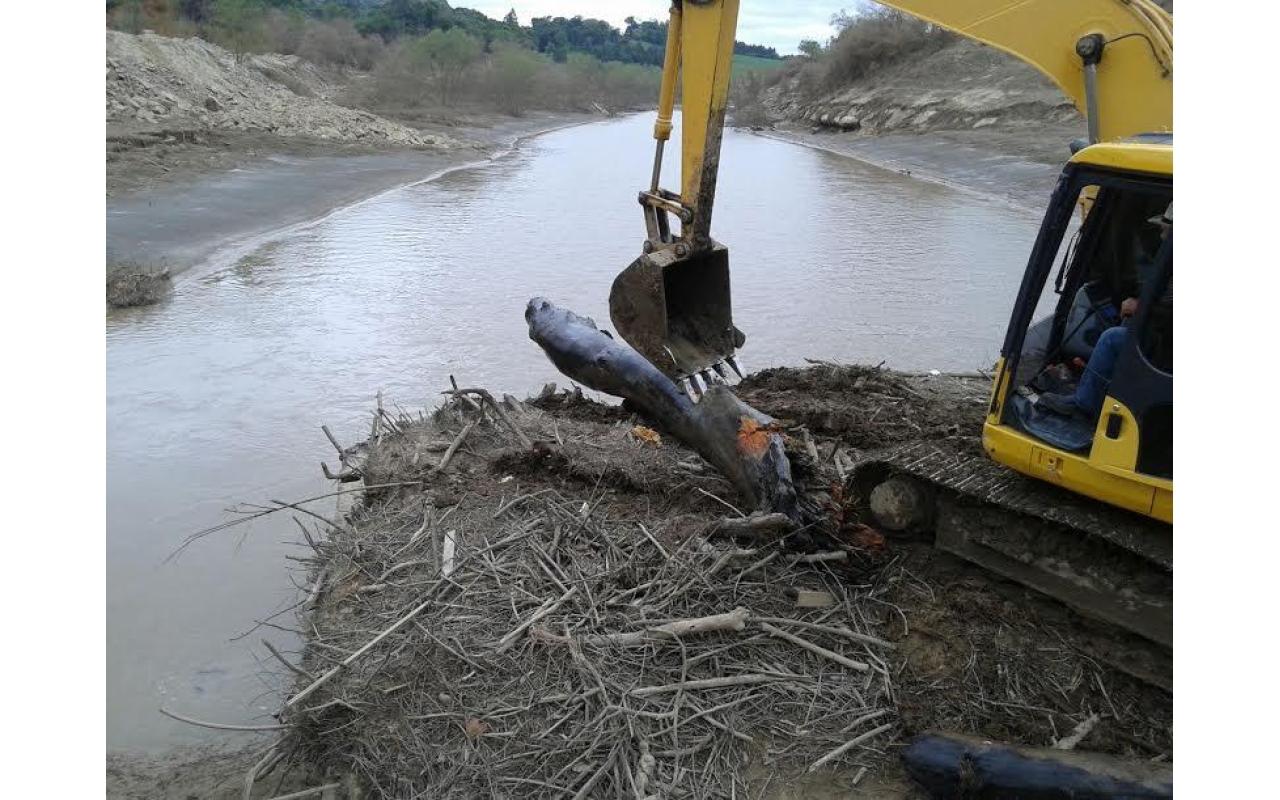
[1037, 203, 1171, 419]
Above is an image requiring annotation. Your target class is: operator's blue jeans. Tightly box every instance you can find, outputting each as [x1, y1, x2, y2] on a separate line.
[1074, 326, 1129, 415]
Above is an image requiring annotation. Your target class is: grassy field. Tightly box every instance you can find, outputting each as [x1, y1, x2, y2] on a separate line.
[732, 53, 786, 77]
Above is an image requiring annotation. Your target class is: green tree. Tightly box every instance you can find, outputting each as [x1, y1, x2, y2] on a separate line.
[407, 28, 482, 105]
[485, 43, 543, 115]
[797, 39, 823, 58]
[210, 0, 269, 57]
[503, 8, 518, 27]
[112, 0, 146, 32]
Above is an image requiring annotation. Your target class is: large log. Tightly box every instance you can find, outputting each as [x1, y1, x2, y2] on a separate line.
[525, 297, 798, 520]
[902, 732, 1173, 799]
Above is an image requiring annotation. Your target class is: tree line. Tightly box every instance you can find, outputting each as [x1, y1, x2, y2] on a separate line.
[106, 1, 781, 68]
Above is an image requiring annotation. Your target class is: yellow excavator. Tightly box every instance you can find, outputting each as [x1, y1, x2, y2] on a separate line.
[609, 0, 1173, 660]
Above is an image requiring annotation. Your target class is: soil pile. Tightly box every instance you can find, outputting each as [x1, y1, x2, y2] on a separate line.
[262, 366, 1170, 797]
[763, 40, 1080, 138]
[106, 30, 454, 148]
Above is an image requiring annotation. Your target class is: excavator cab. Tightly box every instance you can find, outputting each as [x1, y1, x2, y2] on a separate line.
[984, 137, 1173, 522]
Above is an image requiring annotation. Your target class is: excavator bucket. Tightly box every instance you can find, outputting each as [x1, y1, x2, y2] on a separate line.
[609, 242, 744, 388]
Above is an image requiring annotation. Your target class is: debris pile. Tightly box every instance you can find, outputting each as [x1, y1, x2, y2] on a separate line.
[281, 388, 900, 798]
[231, 366, 1172, 797]
[106, 264, 171, 308]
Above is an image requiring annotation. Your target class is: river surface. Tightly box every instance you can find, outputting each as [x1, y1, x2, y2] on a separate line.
[106, 113, 1044, 751]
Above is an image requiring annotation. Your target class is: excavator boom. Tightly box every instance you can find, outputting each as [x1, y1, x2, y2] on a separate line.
[879, 0, 1171, 143]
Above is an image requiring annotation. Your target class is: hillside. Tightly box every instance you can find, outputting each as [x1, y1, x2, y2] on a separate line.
[106, 30, 453, 148]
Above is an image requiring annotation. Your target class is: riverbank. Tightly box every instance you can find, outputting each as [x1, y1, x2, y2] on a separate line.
[106, 110, 602, 274]
[749, 119, 1081, 213]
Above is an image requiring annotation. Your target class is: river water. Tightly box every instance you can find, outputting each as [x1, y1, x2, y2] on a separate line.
[106, 113, 1044, 751]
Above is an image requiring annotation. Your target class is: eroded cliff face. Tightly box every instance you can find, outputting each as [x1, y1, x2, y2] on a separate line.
[762, 40, 1081, 137]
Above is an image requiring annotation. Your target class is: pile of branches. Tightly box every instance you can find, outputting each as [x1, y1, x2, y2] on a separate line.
[279, 389, 898, 798]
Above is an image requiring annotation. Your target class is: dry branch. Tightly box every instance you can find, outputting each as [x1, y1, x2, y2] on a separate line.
[571, 607, 750, 648]
[759, 622, 870, 672]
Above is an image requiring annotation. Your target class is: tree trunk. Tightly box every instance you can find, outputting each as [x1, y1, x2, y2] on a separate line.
[902, 732, 1172, 799]
[524, 297, 799, 520]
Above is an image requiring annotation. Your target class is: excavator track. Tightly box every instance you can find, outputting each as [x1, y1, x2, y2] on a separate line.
[851, 440, 1171, 688]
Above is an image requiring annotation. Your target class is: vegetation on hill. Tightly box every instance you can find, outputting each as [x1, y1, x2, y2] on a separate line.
[104, 1, 780, 69]
[103, 1, 783, 119]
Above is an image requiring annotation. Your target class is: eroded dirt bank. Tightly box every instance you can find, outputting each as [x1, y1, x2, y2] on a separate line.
[165, 364, 1169, 799]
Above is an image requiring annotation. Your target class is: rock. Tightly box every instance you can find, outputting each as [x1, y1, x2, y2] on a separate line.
[835, 113, 860, 131]
[868, 477, 932, 531]
[204, 97, 220, 111]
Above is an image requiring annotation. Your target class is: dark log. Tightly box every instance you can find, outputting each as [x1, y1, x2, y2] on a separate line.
[902, 732, 1172, 800]
[525, 298, 798, 520]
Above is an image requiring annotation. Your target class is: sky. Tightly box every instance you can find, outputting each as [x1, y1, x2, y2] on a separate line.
[465, 1, 848, 56]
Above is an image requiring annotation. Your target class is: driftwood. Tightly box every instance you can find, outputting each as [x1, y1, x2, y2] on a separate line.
[902, 732, 1173, 799]
[532, 607, 751, 648]
[525, 298, 798, 519]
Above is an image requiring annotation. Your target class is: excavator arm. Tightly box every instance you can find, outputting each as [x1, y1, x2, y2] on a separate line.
[609, 0, 1171, 393]
[610, 0, 745, 395]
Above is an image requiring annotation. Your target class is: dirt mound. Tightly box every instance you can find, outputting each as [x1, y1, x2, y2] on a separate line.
[255, 366, 1168, 797]
[739, 364, 988, 453]
[106, 30, 454, 148]
[764, 40, 1080, 136]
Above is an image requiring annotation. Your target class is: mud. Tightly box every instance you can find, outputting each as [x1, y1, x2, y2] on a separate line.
[738, 363, 989, 453]
[106, 742, 314, 799]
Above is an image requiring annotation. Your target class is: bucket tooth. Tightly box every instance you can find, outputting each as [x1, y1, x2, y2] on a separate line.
[726, 355, 745, 379]
[688, 373, 706, 398]
[678, 378, 699, 403]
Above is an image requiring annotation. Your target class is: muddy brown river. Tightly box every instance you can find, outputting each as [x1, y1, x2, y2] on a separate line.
[106, 113, 1045, 751]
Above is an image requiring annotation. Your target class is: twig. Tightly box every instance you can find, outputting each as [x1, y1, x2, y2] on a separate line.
[579, 607, 750, 648]
[305, 567, 327, 609]
[1053, 713, 1100, 750]
[789, 551, 848, 564]
[436, 420, 477, 472]
[570, 744, 620, 800]
[262, 639, 314, 681]
[286, 595, 437, 708]
[696, 488, 746, 517]
[265, 783, 343, 800]
[637, 523, 670, 560]
[806, 722, 895, 773]
[631, 672, 798, 698]
[755, 616, 896, 650]
[445, 387, 534, 448]
[320, 425, 344, 458]
[494, 586, 579, 653]
[169, 482, 421, 561]
[244, 744, 281, 800]
[159, 707, 289, 732]
[759, 622, 869, 672]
